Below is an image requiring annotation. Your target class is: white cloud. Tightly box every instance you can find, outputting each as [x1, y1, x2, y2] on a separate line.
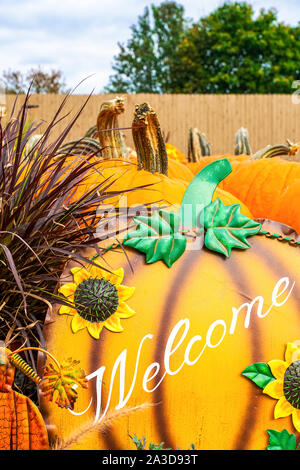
[0, 0, 298, 93]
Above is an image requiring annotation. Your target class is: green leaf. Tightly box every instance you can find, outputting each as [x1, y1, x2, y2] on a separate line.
[123, 209, 187, 268]
[130, 434, 146, 450]
[242, 362, 275, 388]
[149, 442, 171, 450]
[204, 198, 261, 257]
[266, 429, 297, 450]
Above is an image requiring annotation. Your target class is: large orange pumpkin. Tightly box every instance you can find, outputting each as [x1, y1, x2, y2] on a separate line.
[39, 161, 300, 449]
[40, 216, 300, 450]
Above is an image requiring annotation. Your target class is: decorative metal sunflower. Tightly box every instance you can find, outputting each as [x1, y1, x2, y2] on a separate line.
[58, 262, 135, 339]
[243, 341, 300, 432]
[263, 342, 300, 431]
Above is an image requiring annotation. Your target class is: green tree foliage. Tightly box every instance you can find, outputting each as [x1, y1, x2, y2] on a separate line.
[173, 2, 300, 93]
[104, 1, 188, 93]
[106, 1, 300, 94]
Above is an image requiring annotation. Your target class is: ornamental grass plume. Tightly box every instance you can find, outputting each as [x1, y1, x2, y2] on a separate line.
[51, 403, 154, 450]
[0, 89, 145, 396]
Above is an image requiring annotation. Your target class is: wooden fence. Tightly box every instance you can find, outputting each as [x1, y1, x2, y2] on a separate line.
[4, 93, 300, 156]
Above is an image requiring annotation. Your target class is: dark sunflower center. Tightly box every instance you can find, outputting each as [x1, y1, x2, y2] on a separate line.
[283, 360, 300, 409]
[74, 278, 119, 323]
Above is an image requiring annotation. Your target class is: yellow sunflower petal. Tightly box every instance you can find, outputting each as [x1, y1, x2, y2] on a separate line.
[87, 322, 103, 339]
[59, 304, 76, 316]
[58, 282, 76, 299]
[108, 268, 124, 286]
[268, 360, 289, 380]
[274, 396, 294, 419]
[91, 267, 124, 285]
[263, 379, 284, 399]
[88, 264, 124, 285]
[117, 285, 135, 301]
[292, 409, 300, 432]
[88, 264, 106, 279]
[104, 315, 124, 332]
[116, 301, 135, 319]
[71, 267, 90, 286]
[285, 342, 300, 364]
[71, 314, 88, 333]
[88, 259, 113, 279]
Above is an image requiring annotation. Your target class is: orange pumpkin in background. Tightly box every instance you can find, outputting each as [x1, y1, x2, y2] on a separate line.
[218, 158, 300, 221]
[83, 102, 253, 217]
[165, 142, 186, 163]
[273, 180, 300, 234]
[184, 156, 300, 234]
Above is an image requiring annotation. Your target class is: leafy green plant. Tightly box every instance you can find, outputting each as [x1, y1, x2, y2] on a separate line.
[130, 435, 171, 450]
[130, 434, 195, 450]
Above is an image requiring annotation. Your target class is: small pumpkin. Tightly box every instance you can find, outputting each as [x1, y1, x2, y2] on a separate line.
[0, 347, 49, 450]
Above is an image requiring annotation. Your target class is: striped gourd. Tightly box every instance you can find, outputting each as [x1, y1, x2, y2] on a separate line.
[55, 137, 102, 159]
[41, 218, 300, 450]
[85, 124, 98, 139]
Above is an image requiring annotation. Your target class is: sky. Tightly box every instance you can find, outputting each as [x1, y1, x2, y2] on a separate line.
[0, 0, 299, 94]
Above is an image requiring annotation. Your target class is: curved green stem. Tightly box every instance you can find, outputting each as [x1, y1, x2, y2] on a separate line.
[178, 158, 232, 228]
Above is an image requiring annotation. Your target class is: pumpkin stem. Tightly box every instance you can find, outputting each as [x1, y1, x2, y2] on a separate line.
[234, 127, 251, 155]
[7, 346, 62, 382]
[132, 103, 168, 175]
[187, 128, 211, 162]
[250, 141, 300, 160]
[96, 96, 129, 160]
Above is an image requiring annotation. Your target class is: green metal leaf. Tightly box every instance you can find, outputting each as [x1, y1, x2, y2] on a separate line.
[266, 429, 297, 450]
[123, 209, 186, 268]
[242, 362, 275, 388]
[204, 198, 261, 257]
